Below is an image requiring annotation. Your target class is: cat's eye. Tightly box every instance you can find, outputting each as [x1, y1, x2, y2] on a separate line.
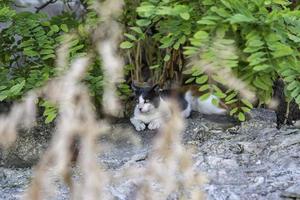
[145, 99, 149, 103]
[135, 99, 139, 103]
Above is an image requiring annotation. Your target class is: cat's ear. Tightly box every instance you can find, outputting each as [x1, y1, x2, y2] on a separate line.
[151, 84, 160, 93]
[131, 82, 140, 95]
[131, 82, 138, 91]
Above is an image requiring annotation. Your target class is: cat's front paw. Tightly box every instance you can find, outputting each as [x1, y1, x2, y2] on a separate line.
[148, 120, 161, 130]
[130, 118, 146, 131]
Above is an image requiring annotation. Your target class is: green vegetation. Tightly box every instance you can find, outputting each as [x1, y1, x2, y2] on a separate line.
[122, 0, 300, 121]
[1, 0, 300, 122]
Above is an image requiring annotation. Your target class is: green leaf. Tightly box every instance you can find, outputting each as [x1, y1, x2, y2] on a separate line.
[160, 36, 174, 48]
[244, 45, 264, 53]
[0, 86, 7, 91]
[225, 92, 237, 101]
[70, 44, 84, 53]
[229, 14, 256, 24]
[287, 33, 300, 43]
[149, 64, 160, 69]
[287, 81, 298, 91]
[197, 19, 216, 25]
[296, 95, 300, 105]
[203, 0, 215, 5]
[270, 43, 293, 58]
[241, 107, 251, 113]
[230, 107, 238, 116]
[41, 21, 50, 26]
[120, 41, 133, 49]
[214, 91, 227, 99]
[24, 49, 39, 57]
[191, 69, 203, 76]
[0, 94, 8, 101]
[40, 49, 55, 55]
[253, 64, 271, 71]
[130, 27, 143, 35]
[45, 113, 56, 124]
[183, 46, 199, 55]
[211, 98, 219, 106]
[196, 75, 208, 84]
[241, 98, 253, 109]
[20, 39, 34, 48]
[248, 39, 264, 47]
[284, 75, 296, 83]
[211, 6, 230, 18]
[136, 4, 155, 17]
[212, 85, 223, 94]
[273, 0, 291, 5]
[164, 54, 171, 62]
[179, 35, 186, 44]
[47, 30, 54, 36]
[253, 77, 269, 90]
[220, 0, 232, 9]
[124, 33, 137, 41]
[136, 19, 151, 27]
[55, 35, 65, 42]
[173, 41, 181, 50]
[291, 87, 300, 98]
[199, 84, 210, 91]
[9, 80, 25, 96]
[247, 52, 267, 66]
[42, 54, 55, 60]
[70, 39, 80, 47]
[60, 24, 68, 32]
[180, 12, 190, 20]
[238, 112, 246, 121]
[194, 31, 209, 40]
[50, 25, 59, 33]
[225, 99, 238, 104]
[185, 77, 195, 84]
[281, 69, 295, 77]
[199, 93, 211, 101]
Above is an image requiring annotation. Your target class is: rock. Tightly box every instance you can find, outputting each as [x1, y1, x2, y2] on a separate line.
[281, 183, 300, 199]
[250, 176, 265, 188]
[247, 108, 277, 124]
[0, 167, 32, 200]
[0, 108, 300, 200]
[206, 156, 239, 169]
[0, 118, 54, 167]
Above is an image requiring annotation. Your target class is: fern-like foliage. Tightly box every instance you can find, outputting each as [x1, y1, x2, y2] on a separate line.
[121, 0, 300, 121]
[0, 3, 103, 123]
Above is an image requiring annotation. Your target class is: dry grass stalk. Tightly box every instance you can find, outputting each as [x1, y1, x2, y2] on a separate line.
[189, 38, 256, 102]
[0, 92, 37, 147]
[22, 0, 127, 199]
[0, 0, 206, 199]
[93, 0, 125, 117]
[122, 100, 207, 200]
[55, 34, 73, 74]
[22, 57, 111, 200]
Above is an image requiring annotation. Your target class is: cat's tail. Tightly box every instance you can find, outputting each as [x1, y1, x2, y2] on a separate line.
[184, 90, 195, 109]
[184, 90, 227, 115]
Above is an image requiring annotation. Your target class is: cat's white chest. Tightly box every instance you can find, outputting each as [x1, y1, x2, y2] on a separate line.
[133, 106, 161, 124]
[130, 99, 170, 131]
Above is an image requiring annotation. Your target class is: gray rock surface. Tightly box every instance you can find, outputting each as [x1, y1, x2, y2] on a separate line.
[0, 118, 54, 167]
[1, 108, 300, 200]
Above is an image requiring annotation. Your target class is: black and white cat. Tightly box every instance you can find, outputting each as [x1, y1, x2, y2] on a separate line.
[130, 83, 227, 131]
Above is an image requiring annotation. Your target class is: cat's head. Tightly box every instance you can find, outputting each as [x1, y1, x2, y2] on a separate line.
[131, 83, 161, 113]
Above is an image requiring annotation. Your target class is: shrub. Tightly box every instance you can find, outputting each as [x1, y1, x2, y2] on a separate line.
[0, 2, 104, 122]
[121, 0, 300, 121]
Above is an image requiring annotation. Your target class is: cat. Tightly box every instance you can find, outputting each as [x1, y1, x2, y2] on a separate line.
[130, 83, 227, 131]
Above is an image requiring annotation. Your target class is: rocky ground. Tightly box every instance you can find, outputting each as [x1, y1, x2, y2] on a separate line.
[1, 109, 300, 200]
